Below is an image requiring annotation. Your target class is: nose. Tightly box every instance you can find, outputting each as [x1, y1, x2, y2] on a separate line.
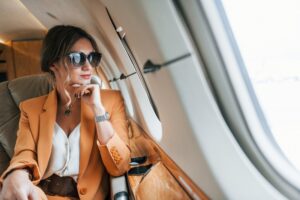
[81, 60, 92, 71]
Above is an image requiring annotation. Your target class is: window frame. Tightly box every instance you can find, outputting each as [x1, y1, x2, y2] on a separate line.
[106, 9, 160, 120]
[103, 8, 163, 141]
[175, 0, 300, 198]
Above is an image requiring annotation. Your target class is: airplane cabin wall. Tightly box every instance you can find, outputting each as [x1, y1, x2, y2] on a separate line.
[102, 0, 288, 199]
[102, 0, 224, 198]
[19, 1, 160, 136]
[10, 0, 289, 199]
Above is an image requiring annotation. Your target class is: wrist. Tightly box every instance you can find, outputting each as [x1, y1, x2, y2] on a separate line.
[7, 168, 32, 180]
[20, 168, 33, 181]
[95, 112, 110, 123]
[93, 104, 106, 116]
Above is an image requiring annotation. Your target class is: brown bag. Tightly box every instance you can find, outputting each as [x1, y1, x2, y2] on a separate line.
[135, 162, 191, 200]
[38, 174, 79, 198]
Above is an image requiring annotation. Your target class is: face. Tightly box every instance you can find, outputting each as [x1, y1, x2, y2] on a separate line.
[64, 38, 95, 86]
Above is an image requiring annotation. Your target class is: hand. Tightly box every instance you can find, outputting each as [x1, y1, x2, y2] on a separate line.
[0, 169, 38, 200]
[73, 84, 105, 114]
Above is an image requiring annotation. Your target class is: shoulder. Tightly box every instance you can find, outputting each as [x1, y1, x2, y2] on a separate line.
[19, 94, 48, 112]
[101, 89, 124, 109]
[101, 89, 121, 96]
[101, 89, 122, 100]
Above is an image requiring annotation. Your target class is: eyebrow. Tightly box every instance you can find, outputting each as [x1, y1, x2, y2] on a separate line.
[67, 50, 96, 54]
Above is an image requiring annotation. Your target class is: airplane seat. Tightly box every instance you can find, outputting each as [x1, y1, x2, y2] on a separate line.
[0, 74, 128, 200]
[0, 74, 52, 174]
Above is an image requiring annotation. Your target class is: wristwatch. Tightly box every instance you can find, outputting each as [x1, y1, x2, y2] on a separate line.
[95, 112, 110, 122]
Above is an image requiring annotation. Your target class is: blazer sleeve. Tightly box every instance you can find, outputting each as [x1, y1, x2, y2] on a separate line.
[0, 102, 41, 185]
[97, 91, 131, 176]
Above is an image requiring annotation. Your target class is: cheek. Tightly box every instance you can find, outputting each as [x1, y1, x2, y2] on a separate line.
[69, 69, 81, 80]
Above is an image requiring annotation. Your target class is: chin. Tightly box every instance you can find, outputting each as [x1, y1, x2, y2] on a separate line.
[80, 79, 91, 85]
[71, 78, 91, 86]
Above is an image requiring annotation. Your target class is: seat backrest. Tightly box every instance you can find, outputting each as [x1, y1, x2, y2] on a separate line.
[0, 74, 102, 175]
[0, 74, 130, 200]
[0, 73, 104, 175]
[0, 74, 53, 174]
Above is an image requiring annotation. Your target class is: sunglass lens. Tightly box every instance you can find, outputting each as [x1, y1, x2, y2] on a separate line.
[69, 53, 85, 66]
[68, 52, 101, 67]
[88, 52, 102, 67]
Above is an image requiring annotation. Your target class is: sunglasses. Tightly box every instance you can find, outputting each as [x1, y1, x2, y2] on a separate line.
[66, 52, 102, 68]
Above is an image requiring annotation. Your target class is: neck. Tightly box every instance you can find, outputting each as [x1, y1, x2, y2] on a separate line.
[57, 85, 74, 104]
[56, 87, 77, 109]
[59, 97, 80, 116]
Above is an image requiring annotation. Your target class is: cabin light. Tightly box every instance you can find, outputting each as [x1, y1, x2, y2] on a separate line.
[116, 26, 126, 38]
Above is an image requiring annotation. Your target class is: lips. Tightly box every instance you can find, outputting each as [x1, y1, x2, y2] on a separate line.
[80, 74, 91, 79]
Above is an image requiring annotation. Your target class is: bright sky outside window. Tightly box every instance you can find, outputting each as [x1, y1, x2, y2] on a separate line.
[221, 0, 300, 171]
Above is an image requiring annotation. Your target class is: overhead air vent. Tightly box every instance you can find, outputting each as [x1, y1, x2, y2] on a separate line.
[46, 12, 58, 20]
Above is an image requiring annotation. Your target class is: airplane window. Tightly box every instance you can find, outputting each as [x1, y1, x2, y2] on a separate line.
[105, 10, 159, 119]
[105, 10, 162, 140]
[221, 0, 300, 171]
[120, 38, 160, 119]
[117, 38, 163, 141]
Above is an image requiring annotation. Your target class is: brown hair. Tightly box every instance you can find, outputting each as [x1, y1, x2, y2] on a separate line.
[41, 25, 99, 73]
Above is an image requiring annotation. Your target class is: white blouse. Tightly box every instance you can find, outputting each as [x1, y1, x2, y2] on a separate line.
[42, 122, 80, 182]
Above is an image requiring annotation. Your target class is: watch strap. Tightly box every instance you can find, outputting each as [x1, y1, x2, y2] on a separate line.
[95, 112, 110, 122]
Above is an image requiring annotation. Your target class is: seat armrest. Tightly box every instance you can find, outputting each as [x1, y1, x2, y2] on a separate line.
[110, 175, 129, 200]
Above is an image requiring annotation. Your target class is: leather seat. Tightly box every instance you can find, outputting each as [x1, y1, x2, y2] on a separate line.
[0, 74, 52, 174]
[0, 74, 129, 199]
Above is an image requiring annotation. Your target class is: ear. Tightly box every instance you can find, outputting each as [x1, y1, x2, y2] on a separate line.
[52, 59, 68, 71]
[48, 64, 55, 77]
[52, 60, 62, 67]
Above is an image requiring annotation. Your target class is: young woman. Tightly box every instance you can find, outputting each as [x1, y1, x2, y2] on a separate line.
[0, 25, 130, 200]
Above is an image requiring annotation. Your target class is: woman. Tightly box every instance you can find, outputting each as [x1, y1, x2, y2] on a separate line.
[0, 25, 130, 200]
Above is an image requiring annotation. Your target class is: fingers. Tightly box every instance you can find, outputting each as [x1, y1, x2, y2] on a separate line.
[0, 171, 37, 200]
[14, 190, 27, 200]
[28, 186, 39, 200]
[71, 83, 81, 88]
[75, 88, 91, 99]
[74, 84, 98, 99]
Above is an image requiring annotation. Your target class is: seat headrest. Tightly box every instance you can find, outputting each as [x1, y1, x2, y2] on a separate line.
[0, 73, 102, 158]
[9, 74, 53, 106]
[0, 73, 53, 157]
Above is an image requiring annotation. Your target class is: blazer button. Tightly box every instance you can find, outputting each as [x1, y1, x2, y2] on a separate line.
[79, 188, 87, 195]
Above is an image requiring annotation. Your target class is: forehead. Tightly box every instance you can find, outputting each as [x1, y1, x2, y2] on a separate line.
[70, 38, 94, 53]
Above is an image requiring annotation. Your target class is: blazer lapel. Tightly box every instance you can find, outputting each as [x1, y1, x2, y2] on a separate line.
[79, 100, 95, 179]
[37, 90, 96, 179]
[38, 90, 57, 176]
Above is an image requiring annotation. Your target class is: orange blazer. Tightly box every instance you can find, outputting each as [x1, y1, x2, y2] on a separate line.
[0, 89, 131, 199]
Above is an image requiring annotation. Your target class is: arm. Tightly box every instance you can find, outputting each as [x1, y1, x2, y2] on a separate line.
[0, 102, 40, 199]
[94, 92, 130, 176]
[76, 84, 131, 176]
[1, 102, 41, 183]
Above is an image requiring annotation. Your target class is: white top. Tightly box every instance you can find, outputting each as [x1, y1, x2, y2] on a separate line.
[43, 122, 80, 182]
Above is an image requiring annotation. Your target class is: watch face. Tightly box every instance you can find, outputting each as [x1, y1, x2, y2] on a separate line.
[95, 112, 110, 122]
